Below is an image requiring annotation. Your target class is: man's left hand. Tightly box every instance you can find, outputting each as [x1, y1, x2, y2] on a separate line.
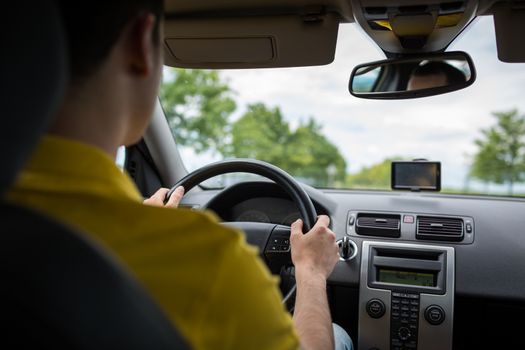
[143, 186, 184, 208]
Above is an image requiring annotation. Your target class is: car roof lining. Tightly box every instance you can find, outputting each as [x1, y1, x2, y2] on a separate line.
[165, 0, 355, 21]
[163, 0, 525, 68]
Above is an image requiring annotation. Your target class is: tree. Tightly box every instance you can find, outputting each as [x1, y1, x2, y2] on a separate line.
[470, 110, 525, 194]
[227, 103, 347, 187]
[160, 68, 236, 154]
[286, 119, 346, 186]
[346, 158, 402, 189]
[160, 70, 348, 187]
[226, 103, 290, 162]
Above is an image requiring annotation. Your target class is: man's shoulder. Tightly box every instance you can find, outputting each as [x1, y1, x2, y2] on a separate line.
[124, 201, 249, 250]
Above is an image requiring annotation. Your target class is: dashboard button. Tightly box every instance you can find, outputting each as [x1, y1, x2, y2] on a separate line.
[425, 305, 446, 325]
[398, 326, 411, 340]
[392, 339, 402, 346]
[366, 299, 386, 319]
[403, 215, 415, 224]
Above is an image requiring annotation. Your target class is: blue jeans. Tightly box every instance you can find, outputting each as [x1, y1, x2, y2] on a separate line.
[333, 323, 353, 350]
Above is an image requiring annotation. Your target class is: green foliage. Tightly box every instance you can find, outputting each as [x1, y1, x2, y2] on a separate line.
[226, 103, 290, 161]
[226, 104, 347, 187]
[287, 119, 346, 186]
[346, 158, 402, 189]
[160, 68, 236, 154]
[470, 110, 525, 194]
[160, 69, 347, 187]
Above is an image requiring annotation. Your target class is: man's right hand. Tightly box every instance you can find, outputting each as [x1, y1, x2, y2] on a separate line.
[290, 215, 339, 280]
[290, 215, 340, 350]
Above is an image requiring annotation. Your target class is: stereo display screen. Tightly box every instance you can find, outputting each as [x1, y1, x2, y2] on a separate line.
[378, 268, 435, 287]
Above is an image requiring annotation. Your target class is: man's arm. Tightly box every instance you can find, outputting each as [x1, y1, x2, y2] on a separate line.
[290, 216, 340, 350]
[144, 188, 339, 349]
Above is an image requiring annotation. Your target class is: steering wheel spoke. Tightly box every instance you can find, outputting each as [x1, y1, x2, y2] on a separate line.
[222, 222, 292, 274]
[264, 225, 292, 274]
[221, 221, 276, 252]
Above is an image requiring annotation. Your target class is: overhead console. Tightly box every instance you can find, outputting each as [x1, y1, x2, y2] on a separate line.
[359, 241, 455, 350]
[349, 0, 479, 53]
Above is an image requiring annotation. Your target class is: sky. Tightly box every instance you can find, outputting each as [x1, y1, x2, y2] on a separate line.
[175, 16, 525, 193]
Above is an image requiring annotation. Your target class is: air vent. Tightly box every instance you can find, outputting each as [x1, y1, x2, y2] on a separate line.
[417, 216, 464, 241]
[356, 213, 401, 238]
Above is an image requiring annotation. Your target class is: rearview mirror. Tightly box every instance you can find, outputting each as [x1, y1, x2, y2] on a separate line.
[349, 51, 476, 99]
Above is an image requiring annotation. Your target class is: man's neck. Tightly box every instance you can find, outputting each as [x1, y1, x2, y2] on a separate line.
[49, 81, 128, 159]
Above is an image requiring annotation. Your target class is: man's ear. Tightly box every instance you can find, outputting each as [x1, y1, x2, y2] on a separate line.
[125, 13, 157, 77]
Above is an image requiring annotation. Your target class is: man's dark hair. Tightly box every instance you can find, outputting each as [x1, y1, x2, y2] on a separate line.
[58, 0, 164, 83]
[411, 61, 467, 85]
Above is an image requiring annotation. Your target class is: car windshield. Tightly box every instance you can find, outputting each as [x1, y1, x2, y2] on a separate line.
[160, 17, 525, 197]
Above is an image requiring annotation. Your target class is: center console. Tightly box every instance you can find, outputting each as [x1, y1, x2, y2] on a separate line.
[358, 241, 455, 350]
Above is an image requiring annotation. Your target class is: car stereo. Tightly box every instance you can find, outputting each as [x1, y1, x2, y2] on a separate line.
[358, 241, 454, 350]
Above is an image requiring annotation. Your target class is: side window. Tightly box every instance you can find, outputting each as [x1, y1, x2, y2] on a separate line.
[116, 146, 126, 170]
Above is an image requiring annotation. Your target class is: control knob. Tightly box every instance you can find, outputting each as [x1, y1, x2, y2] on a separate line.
[337, 236, 358, 261]
[366, 299, 386, 319]
[425, 305, 445, 325]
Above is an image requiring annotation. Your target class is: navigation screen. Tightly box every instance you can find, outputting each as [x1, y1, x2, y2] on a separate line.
[392, 161, 441, 191]
[378, 268, 435, 287]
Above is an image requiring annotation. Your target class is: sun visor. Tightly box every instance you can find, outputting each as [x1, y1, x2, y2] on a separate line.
[163, 14, 339, 68]
[493, 6, 525, 63]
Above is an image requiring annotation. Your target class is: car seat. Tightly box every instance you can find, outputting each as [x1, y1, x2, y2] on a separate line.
[0, 2, 189, 348]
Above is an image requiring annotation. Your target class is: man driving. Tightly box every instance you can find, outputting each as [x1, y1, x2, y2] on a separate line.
[407, 61, 467, 91]
[7, 1, 352, 349]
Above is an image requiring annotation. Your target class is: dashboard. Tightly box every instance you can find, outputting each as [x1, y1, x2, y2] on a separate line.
[183, 181, 525, 299]
[203, 181, 330, 226]
[180, 180, 525, 349]
[230, 197, 301, 226]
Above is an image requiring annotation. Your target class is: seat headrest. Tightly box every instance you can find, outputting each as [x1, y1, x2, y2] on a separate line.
[0, 1, 67, 195]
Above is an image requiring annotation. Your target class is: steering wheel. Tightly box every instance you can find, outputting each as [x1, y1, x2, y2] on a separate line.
[166, 159, 318, 304]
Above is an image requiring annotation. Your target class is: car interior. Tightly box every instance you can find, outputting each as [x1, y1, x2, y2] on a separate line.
[3, 0, 525, 349]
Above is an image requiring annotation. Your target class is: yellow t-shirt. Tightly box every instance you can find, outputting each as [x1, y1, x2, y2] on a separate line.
[7, 135, 299, 350]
